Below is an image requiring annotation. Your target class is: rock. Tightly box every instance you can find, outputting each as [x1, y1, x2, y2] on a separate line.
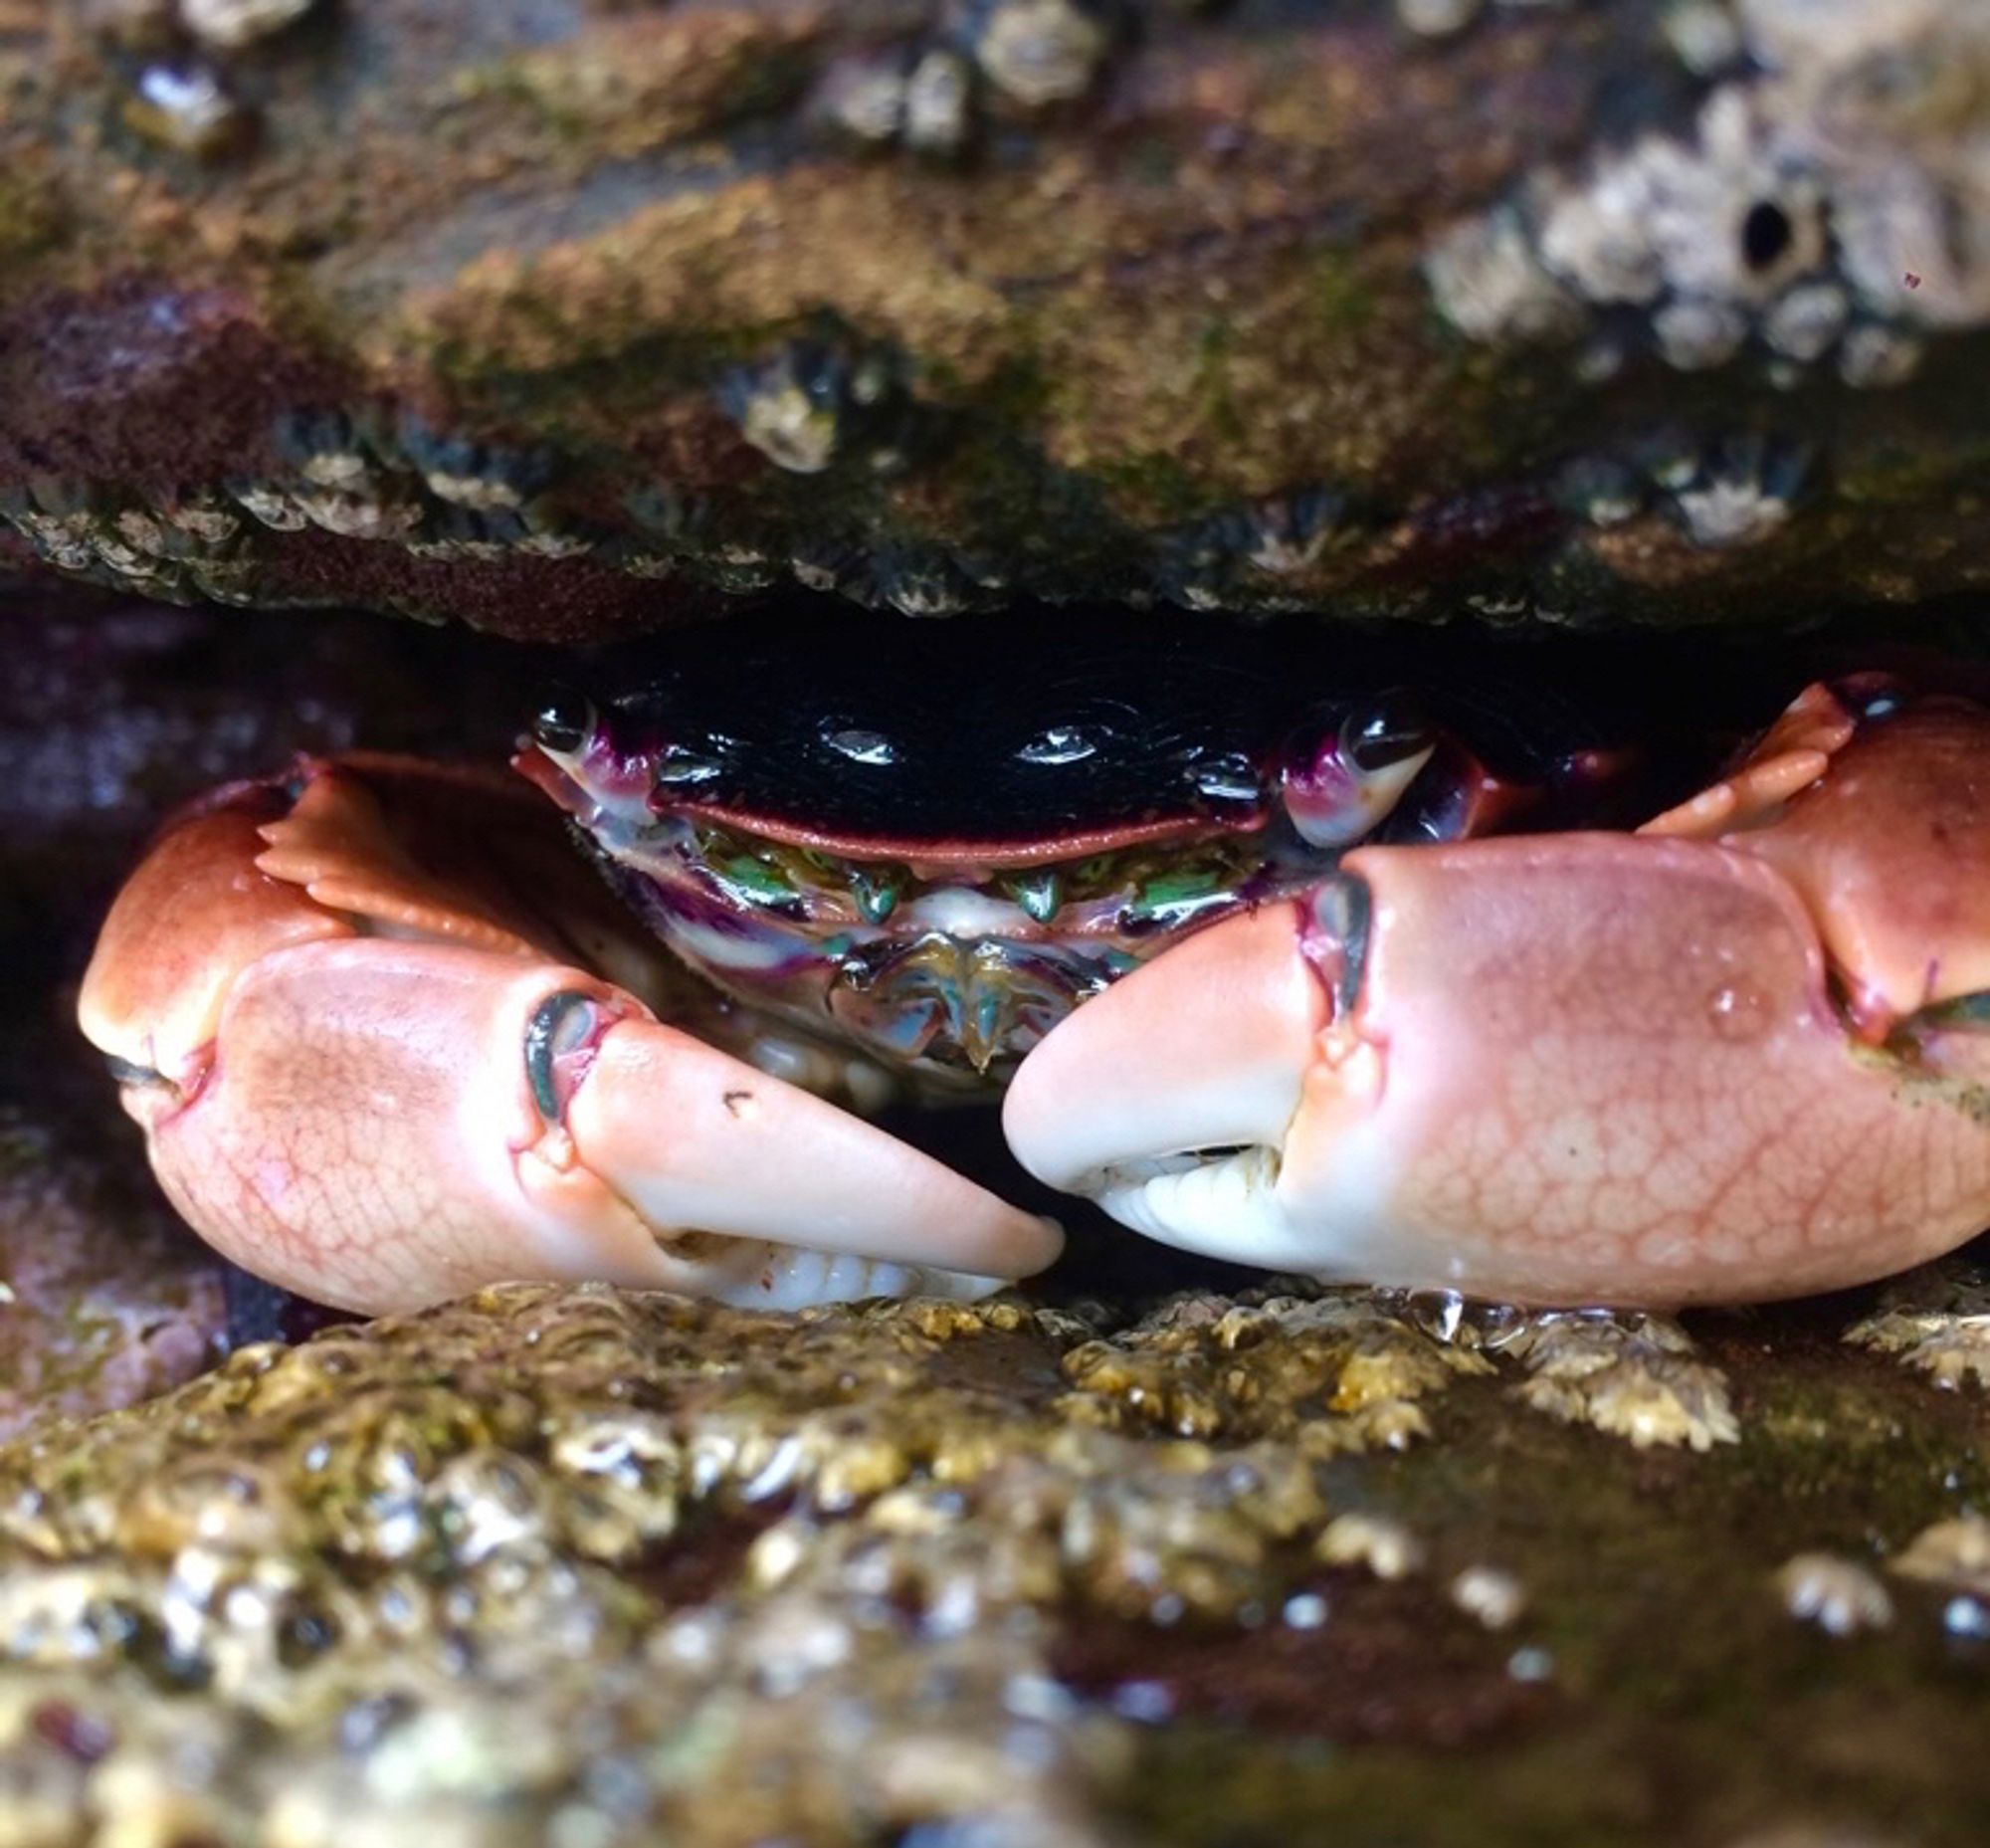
[0, 1275, 1983, 1840]
[0, 0, 1986, 634]
[0, 1113, 226, 1441]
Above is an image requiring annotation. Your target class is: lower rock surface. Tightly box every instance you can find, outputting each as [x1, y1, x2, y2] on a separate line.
[0, 1272, 1985, 1846]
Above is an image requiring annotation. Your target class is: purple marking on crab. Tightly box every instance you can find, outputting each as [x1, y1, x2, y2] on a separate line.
[1279, 696, 1440, 850]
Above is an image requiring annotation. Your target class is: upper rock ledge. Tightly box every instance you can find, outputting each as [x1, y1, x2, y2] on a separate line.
[0, 0, 1986, 636]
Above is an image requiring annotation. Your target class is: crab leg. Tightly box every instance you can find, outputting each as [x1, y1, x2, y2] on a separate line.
[81, 766, 1060, 1316]
[1005, 686, 1990, 1307]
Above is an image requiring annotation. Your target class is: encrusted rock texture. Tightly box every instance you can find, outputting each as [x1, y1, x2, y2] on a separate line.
[1, 1274, 1989, 1846]
[0, 0, 1987, 635]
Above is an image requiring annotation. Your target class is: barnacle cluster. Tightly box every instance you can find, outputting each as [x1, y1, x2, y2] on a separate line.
[1493, 1310, 1740, 1451]
[1424, 0, 1986, 407]
[0, 1283, 1545, 1841]
[0, 410, 584, 613]
[1775, 1552, 1895, 1637]
[91, 0, 317, 159]
[0, 1264, 1980, 1838]
[814, 0, 1113, 159]
[1845, 1260, 1990, 1389]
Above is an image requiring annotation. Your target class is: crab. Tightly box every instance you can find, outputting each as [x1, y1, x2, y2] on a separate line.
[76, 613, 1990, 1316]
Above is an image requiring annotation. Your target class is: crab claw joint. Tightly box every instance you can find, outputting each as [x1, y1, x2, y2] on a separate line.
[1004, 837, 1990, 1307]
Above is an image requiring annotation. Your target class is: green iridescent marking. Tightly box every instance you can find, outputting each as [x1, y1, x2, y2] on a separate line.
[712, 851, 791, 903]
[852, 867, 900, 923]
[1007, 869, 1063, 924]
[1131, 864, 1225, 912]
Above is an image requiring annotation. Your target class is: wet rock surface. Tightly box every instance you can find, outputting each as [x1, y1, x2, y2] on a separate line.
[0, 1275, 1985, 1844]
[1, 0, 1989, 632]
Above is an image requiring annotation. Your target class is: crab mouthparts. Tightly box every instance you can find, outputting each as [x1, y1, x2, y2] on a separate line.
[827, 931, 1115, 1074]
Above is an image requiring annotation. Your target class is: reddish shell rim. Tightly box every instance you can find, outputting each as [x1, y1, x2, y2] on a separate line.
[660, 802, 1266, 872]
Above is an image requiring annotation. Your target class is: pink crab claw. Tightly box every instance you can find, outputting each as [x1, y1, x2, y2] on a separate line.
[1004, 682, 1990, 1307]
[79, 759, 1060, 1316]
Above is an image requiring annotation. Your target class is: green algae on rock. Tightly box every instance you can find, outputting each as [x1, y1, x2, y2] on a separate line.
[2, 0, 1989, 634]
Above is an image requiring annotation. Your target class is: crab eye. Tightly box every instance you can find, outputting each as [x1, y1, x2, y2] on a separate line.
[1280, 696, 1438, 851]
[1342, 696, 1436, 772]
[532, 688, 596, 757]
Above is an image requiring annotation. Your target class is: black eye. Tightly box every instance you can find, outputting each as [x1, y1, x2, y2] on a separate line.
[533, 688, 596, 755]
[1342, 695, 1435, 772]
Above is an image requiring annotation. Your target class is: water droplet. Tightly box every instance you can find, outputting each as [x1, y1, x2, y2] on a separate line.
[1944, 1596, 1990, 1640]
[1189, 748, 1260, 804]
[824, 727, 897, 766]
[1018, 723, 1099, 765]
[1282, 1591, 1329, 1630]
[1409, 1290, 1466, 1342]
[1110, 1680, 1176, 1724]
[1706, 982, 1769, 1041]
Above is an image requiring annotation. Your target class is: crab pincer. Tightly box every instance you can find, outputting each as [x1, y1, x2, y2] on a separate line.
[79, 757, 1060, 1316]
[1004, 680, 1990, 1307]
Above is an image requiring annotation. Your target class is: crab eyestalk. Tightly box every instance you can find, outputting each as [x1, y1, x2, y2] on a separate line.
[1279, 697, 1437, 850]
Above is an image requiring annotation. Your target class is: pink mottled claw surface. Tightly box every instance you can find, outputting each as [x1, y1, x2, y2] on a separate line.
[1006, 684, 1990, 1307]
[80, 760, 1059, 1316]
